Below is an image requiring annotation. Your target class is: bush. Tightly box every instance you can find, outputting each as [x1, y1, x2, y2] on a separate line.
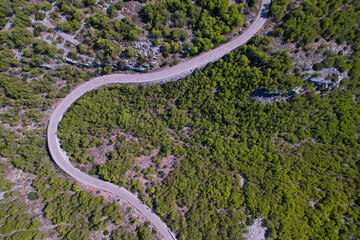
[336, 37, 346, 45]
[246, 217, 255, 226]
[27, 192, 39, 200]
[322, 57, 334, 68]
[313, 62, 325, 71]
[107, 5, 119, 18]
[35, 12, 46, 21]
[83, 0, 96, 6]
[124, 46, 136, 58]
[115, 1, 123, 10]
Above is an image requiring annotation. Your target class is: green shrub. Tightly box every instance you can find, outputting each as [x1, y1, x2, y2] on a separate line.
[27, 192, 39, 200]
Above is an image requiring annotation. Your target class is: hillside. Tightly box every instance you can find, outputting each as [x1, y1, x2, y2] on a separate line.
[0, 0, 359, 239]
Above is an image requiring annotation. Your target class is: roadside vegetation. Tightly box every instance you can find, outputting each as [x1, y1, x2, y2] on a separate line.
[1, 0, 359, 239]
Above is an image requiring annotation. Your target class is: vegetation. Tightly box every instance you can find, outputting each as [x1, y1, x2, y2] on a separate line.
[0, 0, 255, 68]
[143, 0, 245, 55]
[0, 0, 359, 239]
[0, 59, 147, 239]
[59, 36, 360, 239]
[276, 0, 359, 45]
[0, 163, 45, 239]
[271, 0, 360, 91]
[0, 1, 161, 235]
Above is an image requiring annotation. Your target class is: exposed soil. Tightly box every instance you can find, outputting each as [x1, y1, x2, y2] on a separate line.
[244, 219, 267, 240]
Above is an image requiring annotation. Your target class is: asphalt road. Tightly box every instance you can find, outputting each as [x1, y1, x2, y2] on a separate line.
[47, 1, 270, 239]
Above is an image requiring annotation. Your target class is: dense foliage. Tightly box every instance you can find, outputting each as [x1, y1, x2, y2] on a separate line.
[59, 36, 360, 239]
[1, 0, 360, 239]
[270, 0, 360, 49]
[143, 0, 245, 55]
[278, 0, 359, 44]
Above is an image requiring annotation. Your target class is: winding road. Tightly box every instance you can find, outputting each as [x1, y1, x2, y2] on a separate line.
[47, 1, 270, 239]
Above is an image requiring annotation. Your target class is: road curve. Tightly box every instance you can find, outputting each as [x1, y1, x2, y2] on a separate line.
[47, 1, 270, 239]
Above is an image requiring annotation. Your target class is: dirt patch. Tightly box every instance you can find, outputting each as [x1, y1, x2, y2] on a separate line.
[135, 149, 160, 170]
[244, 219, 267, 240]
[238, 174, 245, 188]
[92, 143, 115, 165]
[122, 1, 146, 27]
[127, 151, 178, 187]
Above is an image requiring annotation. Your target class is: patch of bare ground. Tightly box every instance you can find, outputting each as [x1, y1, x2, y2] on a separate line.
[118, 130, 140, 142]
[244, 218, 267, 240]
[308, 200, 317, 207]
[290, 138, 317, 148]
[238, 173, 245, 188]
[0, 106, 10, 118]
[135, 149, 161, 170]
[177, 205, 190, 216]
[273, 135, 319, 149]
[181, 127, 190, 139]
[127, 150, 178, 187]
[88, 142, 116, 166]
[74, 162, 93, 173]
[160, 155, 177, 174]
[253, 93, 294, 104]
[122, 1, 146, 27]
[271, 35, 351, 88]
[69, 129, 138, 171]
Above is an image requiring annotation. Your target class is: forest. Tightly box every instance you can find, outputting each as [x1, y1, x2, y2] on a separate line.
[142, 0, 245, 55]
[0, 0, 360, 239]
[59, 32, 360, 239]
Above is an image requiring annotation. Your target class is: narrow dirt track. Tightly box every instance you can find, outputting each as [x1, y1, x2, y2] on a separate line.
[47, 1, 270, 239]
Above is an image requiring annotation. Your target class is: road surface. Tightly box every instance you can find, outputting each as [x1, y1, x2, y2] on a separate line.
[47, 1, 270, 239]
